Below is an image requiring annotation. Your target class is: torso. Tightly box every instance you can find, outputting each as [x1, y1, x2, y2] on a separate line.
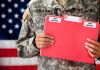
[27, 0, 100, 70]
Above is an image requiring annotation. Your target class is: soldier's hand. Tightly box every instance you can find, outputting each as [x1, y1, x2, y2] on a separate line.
[35, 33, 54, 49]
[85, 38, 100, 59]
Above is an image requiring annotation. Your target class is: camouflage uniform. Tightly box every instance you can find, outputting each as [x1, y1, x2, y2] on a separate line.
[17, 0, 100, 70]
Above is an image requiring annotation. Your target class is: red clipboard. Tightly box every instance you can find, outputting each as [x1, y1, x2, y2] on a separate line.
[40, 15, 100, 64]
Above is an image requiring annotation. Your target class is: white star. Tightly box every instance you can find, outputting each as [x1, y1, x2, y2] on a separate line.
[1, 3, 5, 8]
[8, 8, 12, 13]
[1, 13, 6, 19]
[14, 13, 19, 18]
[8, 0, 12, 2]
[8, 29, 13, 34]
[21, 0, 25, 2]
[2, 24, 6, 29]
[8, 18, 13, 23]
[15, 24, 19, 29]
[14, 3, 18, 8]
[20, 8, 25, 13]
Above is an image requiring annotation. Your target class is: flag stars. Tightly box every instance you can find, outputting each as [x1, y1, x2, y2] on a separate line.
[8, 29, 13, 34]
[14, 3, 18, 8]
[2, 24, 6, 29]
[8, 8, 12, 13]
[14, 13, 19, 18]
[1, 14, 6, 19]
[8, 0, 12, 2]
[21, 0, 25, 2]
[0, 0, 28, 39]
[20, 8, 25, 13]
[15, 24, 19, 29]
[1, 3, 5, 8]
[8, 18, 13, 23]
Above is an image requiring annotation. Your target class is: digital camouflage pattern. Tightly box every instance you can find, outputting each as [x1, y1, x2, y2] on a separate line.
[17, 0, 100, 70]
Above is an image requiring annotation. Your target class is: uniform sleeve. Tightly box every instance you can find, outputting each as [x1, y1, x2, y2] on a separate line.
[17, 7, 40, 58]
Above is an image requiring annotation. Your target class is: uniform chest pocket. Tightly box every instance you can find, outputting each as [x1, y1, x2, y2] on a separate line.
[31, 8, 49, 35]
[31, 8, 48, 24]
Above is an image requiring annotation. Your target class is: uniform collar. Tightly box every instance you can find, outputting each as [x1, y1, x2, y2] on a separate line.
[52, 0, 71, 11]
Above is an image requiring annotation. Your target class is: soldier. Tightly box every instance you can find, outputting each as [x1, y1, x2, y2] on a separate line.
[17, 0, 100, 70]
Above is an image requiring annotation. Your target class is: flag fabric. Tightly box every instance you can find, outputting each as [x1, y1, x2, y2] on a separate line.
[0, 0, 37, 70]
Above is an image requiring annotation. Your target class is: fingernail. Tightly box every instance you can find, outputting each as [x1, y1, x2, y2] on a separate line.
[85, 46, 88, 49]
[51, 43, 54, 45]
[87, 38, 90, 41]
[51, 37, 54, 39]
[85, 42, 88, 45]
[88, 50, 90, 53]
[51, 40, 54, 43]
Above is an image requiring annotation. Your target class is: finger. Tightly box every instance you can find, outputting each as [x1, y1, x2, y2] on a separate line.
[85, 42, 99, 51]
[87, 38, 100, 47]
[38, 44, 51, 48]
[37, 45, 46, 48]
[37, 41, 53, 45]
[88, 50, 99, 58]
[38, 33, 54, 39]
[85, 46, 99, 55]
[37, 37, 54, 43]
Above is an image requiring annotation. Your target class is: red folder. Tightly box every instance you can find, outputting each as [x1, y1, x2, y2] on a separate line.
[40, 15, 100, 64]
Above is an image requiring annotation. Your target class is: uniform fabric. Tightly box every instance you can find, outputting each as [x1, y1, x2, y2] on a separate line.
[17, 0, 100, 70]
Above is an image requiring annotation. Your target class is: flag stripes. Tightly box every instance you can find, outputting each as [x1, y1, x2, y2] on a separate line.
[0, 65, 37, 70]
[0, 57, 37, 66]
[0, 49, 17, 57]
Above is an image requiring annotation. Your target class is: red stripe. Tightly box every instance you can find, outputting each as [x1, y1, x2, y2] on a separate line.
[96, 64, 100, 70]
[0, 49, 17, 57]
[0, 65, 37, 70]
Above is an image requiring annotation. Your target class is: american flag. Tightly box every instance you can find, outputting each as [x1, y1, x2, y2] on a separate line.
[0, 0, 37, 70]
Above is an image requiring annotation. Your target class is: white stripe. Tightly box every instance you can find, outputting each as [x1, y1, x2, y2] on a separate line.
[0, 40, 17, 48]
[0, 57, 38, 66]
[96, 60, 100, 64]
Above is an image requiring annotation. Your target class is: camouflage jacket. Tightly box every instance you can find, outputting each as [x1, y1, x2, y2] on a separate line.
[17, 0, 100, 70]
